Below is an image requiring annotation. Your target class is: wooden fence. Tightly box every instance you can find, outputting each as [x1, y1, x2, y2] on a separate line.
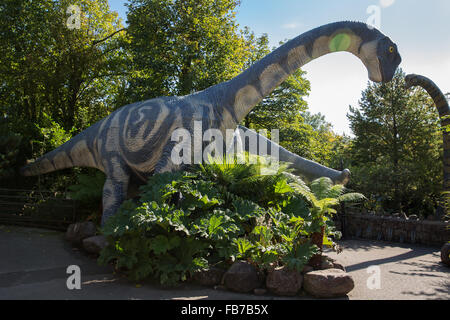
[0, 188, 83, 231]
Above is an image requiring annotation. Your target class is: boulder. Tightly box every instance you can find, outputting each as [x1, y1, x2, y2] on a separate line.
[303, 269, 354, 298]
[82, 235, 108, 254]
[332, 261, 346, 272]
[320, 259, 335, 270]
[322, 256, 346, 272]
[66, 222, 96, 245]
[441, 243, 450, 267]
[222, 261, 263, 293]
[266, 266, 303, 296]
[301, 265, 314, 274]
[192, 267, 225, 287]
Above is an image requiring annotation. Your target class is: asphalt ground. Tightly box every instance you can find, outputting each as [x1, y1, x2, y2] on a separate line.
[0, 225, 448, 300]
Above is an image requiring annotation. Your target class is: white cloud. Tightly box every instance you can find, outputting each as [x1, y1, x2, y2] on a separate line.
[282, 22, 301, 30]
[379, 0, 395, 8]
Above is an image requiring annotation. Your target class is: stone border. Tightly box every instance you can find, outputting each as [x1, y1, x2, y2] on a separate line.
[337, 212, 449, 246]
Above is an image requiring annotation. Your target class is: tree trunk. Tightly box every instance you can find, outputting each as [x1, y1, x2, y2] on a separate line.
[308, 225, 325, 269]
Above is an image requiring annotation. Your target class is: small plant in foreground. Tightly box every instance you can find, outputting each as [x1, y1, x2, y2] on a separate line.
[98, 155, 362, 285]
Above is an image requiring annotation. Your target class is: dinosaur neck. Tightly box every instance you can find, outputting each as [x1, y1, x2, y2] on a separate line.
[208, 21, 381, 124]
[411, 75, 450, 120]
[408, 75, 450, 191]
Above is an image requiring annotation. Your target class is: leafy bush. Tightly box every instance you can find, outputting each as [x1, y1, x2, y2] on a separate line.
[68, 170, 105, 222]
[0, 121, 22, 179]
[98, 155, 360, 285]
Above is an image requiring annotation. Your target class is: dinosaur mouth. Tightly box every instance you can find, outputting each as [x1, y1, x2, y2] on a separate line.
[369, 63, 383, 83]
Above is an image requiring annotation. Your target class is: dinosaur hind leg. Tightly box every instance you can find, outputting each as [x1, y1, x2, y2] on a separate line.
[101, 170, 130, 226]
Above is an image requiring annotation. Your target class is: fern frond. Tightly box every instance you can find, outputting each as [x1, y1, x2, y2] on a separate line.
[310, 177, 334, 200]
[338, 192, 366, 203]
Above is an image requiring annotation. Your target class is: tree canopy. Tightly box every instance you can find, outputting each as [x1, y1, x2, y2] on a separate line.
[347, 69, 442, 216]
[1, 0, 445, 218]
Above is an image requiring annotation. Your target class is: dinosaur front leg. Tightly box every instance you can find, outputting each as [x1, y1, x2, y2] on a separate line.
[154, 140, 184, 173]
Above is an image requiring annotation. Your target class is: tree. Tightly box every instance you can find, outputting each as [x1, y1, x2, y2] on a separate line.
[122, 0, 255, 103]
[0, 0, 126, 161]
[0, 120, 22, 180]
[347, 69, 442, 216]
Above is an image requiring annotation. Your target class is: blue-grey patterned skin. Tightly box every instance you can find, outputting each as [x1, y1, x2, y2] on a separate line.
[21, 21, 402, 225]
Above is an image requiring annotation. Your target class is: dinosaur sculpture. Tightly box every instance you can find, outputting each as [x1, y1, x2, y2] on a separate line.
[21, 21, 402, 225]
[231, 125, 351, 184]
[405, 74, 450, 191]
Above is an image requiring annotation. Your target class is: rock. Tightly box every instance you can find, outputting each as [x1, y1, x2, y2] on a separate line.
[192, 267, 225, 287]
[441, 243, 450, 267]
[66, 222, 96, 245]
[320, 259, 335, 270]
[303, 269, 355, 298]
[82, 235, 108, 254]
[301, 265, 314, 274]
[222, 261, 263, 293]
[266, 266, 303, 296]
[332, 261, 346, 272]
[253, 288, 267, 296]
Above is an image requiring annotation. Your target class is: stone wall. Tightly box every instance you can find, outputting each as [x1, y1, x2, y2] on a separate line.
[337, 212, 449, 246]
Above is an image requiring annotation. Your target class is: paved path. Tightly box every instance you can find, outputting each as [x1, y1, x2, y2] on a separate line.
[0, 225, 448, 300]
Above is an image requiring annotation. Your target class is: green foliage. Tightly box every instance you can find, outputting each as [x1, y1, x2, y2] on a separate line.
[68, 171, 105, 204]
[33, 113, 73, 154]
[347, 69, 442, 216]
[100, 155, 352, 285]
[0, 120, 22, 180]
[0, 0, 126, 168]
[67, 170, 105, 222]
[122, 0, 255, 102]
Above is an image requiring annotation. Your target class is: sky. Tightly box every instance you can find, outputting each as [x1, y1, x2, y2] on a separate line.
[108, 0, 450, 135]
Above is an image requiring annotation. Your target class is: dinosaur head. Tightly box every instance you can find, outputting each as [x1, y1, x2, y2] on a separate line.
[404, 73, 419, 89]
[359, 35, 402, 83]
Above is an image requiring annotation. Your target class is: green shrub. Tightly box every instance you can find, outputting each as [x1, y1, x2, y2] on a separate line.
[98, 155, 359, 285]
[67, 170, 105, 222]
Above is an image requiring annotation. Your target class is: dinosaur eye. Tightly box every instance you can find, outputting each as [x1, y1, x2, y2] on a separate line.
[389, 46, 395, 53]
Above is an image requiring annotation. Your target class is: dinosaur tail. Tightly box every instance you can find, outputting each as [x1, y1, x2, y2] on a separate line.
[233, 126, 351, 185]
[20, 127, 100, 176]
